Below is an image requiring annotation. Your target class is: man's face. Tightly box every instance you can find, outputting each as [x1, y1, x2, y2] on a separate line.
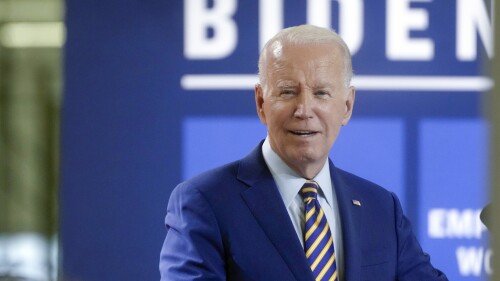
[255, 42, 355, 178]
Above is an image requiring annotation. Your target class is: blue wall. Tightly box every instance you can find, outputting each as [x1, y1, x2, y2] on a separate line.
[62, 0, 492, 280]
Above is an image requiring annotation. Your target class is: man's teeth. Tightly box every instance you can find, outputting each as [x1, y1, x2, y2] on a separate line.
[291, 130, 315, 135]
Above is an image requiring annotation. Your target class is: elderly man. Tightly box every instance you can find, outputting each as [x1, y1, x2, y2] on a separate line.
[160, 25, 448, 281]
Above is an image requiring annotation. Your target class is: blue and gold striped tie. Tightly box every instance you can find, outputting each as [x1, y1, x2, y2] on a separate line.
[300, 180, 338, 281]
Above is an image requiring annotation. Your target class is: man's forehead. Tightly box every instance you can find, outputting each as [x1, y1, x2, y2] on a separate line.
[267, 43, 341, 67]
[268, 52, 340, 74]
[275, 79, 298, 88]
[261, 40, 347, 88]
[270, 40, 283, 58]
[273, 77, 336, 88]
[268, 40, 340, 56]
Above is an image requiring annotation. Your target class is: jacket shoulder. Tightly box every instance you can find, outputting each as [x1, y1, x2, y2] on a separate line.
[335, 167, 390, 193]
[333, 166, 398, 206]
[175, 160, 243, 195]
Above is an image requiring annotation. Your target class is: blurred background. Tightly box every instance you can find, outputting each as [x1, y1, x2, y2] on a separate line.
[0, 0, 62, 280]
[1, 0, 499, 280]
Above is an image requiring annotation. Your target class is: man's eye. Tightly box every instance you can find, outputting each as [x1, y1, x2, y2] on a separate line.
[281, 90, 296, 96]
[315, 90, 330, 97]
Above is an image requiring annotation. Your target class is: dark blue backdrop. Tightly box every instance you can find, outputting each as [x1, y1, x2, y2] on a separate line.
[61, 0, 492, 280]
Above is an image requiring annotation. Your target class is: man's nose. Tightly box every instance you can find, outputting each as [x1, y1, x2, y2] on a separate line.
[293, 92, 313, 119]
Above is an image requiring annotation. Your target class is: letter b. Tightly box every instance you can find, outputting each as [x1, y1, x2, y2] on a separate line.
[184, 0, 238, 59]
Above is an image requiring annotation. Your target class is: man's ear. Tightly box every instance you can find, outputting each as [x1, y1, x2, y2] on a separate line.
[342, 86, 355, 126]
[255, 84, 267, 125]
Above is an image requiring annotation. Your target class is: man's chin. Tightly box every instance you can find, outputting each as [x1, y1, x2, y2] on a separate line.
[285, 151, 327, 172]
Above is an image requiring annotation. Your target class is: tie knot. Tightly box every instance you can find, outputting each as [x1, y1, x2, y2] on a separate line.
[300, 180, 319, 204]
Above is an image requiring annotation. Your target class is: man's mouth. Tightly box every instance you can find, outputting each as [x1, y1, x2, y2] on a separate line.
[289, 130, 318, 136]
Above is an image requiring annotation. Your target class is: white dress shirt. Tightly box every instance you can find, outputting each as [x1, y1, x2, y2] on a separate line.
[262, 137, 344, 281]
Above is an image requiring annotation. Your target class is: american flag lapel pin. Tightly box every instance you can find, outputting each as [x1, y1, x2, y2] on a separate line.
[352, 199, 361, 206]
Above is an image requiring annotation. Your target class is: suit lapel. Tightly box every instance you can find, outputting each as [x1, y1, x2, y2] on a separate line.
[237, 144, 315, 281]
[330, 161, 362, 281]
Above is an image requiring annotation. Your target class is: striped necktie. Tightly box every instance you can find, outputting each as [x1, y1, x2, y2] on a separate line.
[300, 180, 338, 281]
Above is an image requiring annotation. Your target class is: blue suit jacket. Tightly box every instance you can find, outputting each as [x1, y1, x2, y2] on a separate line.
[160, 144, 448, 281]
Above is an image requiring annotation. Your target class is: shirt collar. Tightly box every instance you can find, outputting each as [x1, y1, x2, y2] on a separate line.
[262, 137, 333, 208]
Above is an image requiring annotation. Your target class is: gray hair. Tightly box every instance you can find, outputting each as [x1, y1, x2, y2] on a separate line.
[258, 25, 353, 88]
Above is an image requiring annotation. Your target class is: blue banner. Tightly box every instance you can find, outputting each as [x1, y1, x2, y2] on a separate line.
[62, 0, 493, 280]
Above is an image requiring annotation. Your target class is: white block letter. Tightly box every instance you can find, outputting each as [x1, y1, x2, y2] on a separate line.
[306, 0, 364, 55]
[184, 0, 238, 59]
[484, 248, 493, 275]
[259, 0, 284, 51]
[456, 247, 484, 276]
[446, 208, 476, 238]
[386, 0, 434, 60]
[428, 208, 446, 238]
[457, 0, 494, 60]
[307, 0, 332, 28]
